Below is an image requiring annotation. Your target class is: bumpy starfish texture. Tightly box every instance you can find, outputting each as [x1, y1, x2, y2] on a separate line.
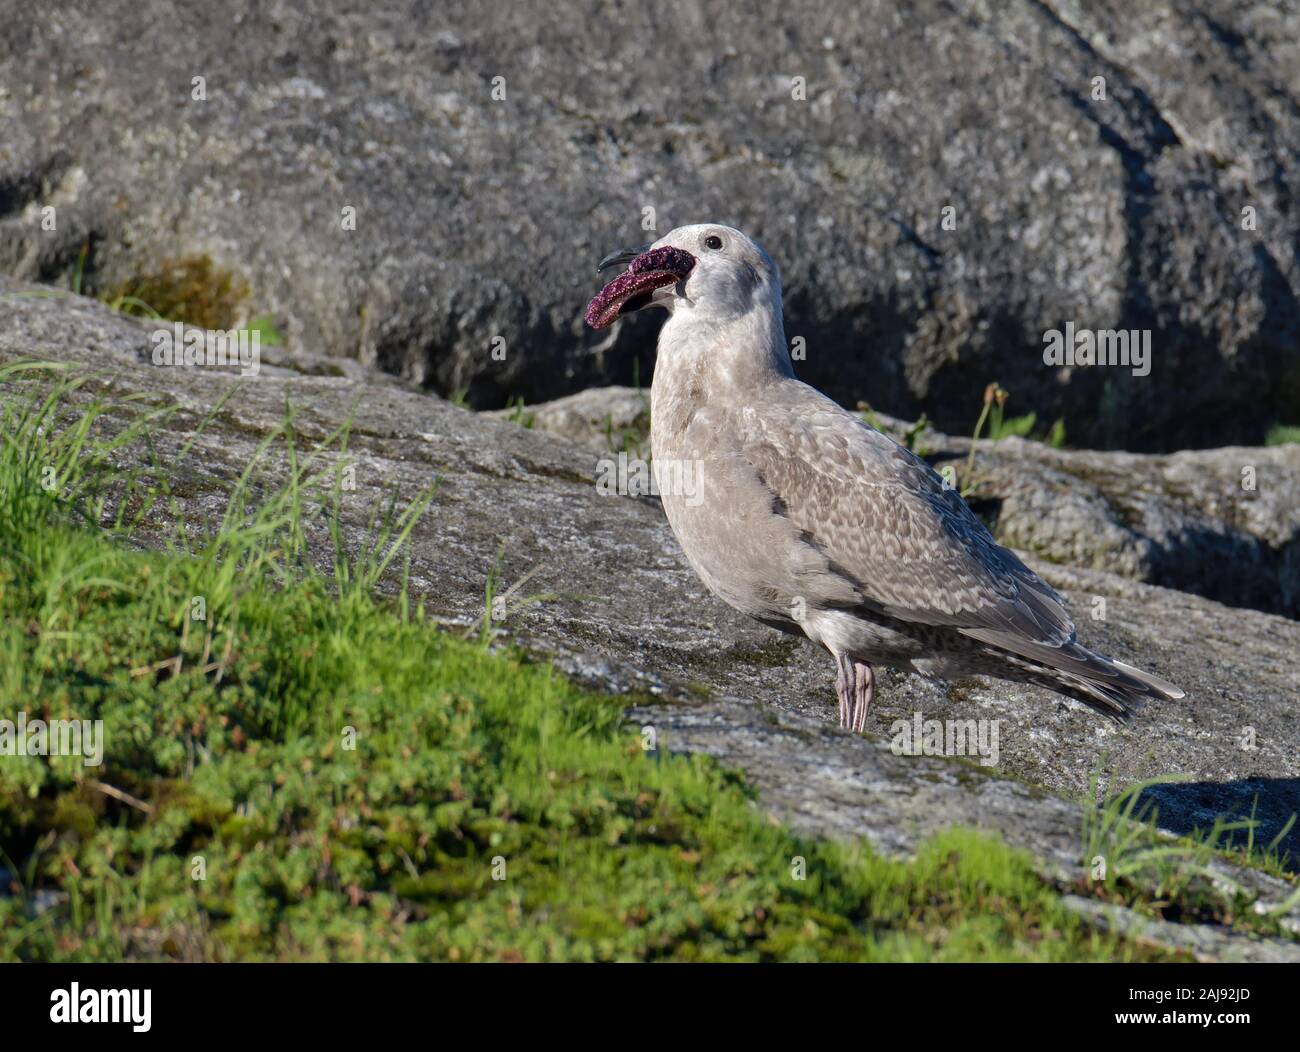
[584, 247, 696, 329]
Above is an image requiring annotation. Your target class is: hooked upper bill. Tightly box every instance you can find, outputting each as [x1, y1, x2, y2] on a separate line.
[584, 246, 696, 329]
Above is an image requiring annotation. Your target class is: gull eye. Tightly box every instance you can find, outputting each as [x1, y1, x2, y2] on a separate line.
[704, 234, 723, 250]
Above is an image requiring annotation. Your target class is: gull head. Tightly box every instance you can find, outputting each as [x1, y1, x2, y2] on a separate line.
[585, 224, 780, 330]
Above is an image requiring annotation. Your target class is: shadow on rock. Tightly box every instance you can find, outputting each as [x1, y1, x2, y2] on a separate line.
[1138, 777, 1300, 874]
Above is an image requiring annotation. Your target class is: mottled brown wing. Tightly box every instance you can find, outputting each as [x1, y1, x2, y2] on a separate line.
[735, 384, 1077, 650]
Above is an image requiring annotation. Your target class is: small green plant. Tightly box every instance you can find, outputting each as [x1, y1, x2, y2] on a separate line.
[246, 314, 283, 347]
[504, 396, 534, 429]
[1265, 424, 1300, 446]
[463, 548, 555, 646]
[601, 409, 650, 457]
[902, 413, 932, 455]
[960, 383, 1006, 497]
[1045, 416, 1067, 449]
[65, 240, 162, 319]
[961, 384, 1067, 496]
[990, 411, 1035, 440]
[1217, 798, 1296, 878]
[1080, 773, 1300, 935]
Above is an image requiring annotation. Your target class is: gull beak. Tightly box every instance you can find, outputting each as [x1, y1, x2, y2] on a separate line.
[596, 245, 651, 273]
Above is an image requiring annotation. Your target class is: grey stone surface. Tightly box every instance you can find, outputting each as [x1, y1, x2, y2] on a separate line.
[2, 1, 1298, 450]
[1062, 895, 1300, 964]
[3, 283, 1298, 959]
[960, 436, 1300, 621]
[485, 385, 650, 455]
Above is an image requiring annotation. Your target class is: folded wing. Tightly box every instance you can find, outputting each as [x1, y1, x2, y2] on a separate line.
[736, 384, 1181, 712]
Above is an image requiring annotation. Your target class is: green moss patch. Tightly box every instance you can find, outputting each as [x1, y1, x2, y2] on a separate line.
[106, 255, 250, 329]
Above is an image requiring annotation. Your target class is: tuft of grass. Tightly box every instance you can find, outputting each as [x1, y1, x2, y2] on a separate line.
[0, 367, 1175, 962]
[1079, 774, 1300, 936]
[601, 407, 651, 457]
[1265, 424, 1300, 447]
[503, 396, 534, 430]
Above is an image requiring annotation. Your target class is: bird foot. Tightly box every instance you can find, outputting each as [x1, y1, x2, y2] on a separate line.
[835, 655, 875, 733]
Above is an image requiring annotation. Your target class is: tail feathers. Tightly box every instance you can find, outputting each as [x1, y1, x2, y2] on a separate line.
[968, 632, 1185, 723]
[1108, 656, 1185, 701]
[1040, 647, 1184, 723]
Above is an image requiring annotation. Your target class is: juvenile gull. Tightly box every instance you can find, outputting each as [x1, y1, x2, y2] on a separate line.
[585, 224, 1184, 731]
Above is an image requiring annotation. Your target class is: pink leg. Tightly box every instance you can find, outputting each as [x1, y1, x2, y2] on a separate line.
[835, 653, 852, 728]
[850, 660, 875, 733]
